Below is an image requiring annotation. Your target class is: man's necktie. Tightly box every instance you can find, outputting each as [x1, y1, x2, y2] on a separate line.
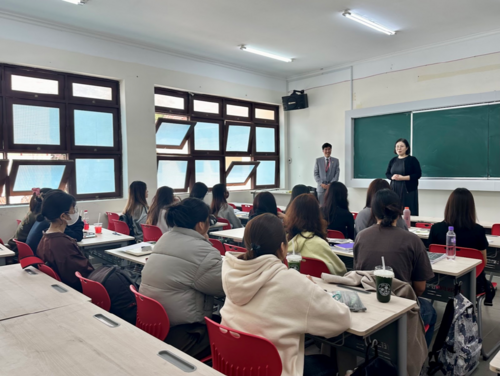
[325, 158, 330, 172]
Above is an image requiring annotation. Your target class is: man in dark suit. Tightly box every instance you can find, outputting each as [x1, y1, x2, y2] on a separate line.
[314, 143, 340, 205]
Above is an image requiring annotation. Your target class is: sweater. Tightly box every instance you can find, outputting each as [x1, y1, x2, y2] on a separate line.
[221, 252, 351, 376]
[288, 232, 347, 276]
[385, 155, 422, 193]
[8, 211, 37, 254]
[27, 218, 84, 255]
[354, 207, 407, 237]
[216, 204, 242, 229]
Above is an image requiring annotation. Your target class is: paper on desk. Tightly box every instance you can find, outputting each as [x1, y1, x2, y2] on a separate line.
[117, 242, 153, 252]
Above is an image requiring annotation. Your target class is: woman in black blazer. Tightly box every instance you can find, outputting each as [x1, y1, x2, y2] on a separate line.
[385, 138, 422, 215]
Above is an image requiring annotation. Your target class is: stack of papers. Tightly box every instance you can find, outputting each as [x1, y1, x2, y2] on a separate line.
[427, 252, 447, 264]
[333, 243, 354, 252]
[120, 242, 155, 257]
[327, 238, 353, 244]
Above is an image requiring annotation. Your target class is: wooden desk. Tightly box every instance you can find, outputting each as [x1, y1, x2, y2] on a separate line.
[490, 349, 500, 375]
[0, 244, 15, 266]
[0, 303, 223, 376]
[78, 227, 134, 250]
[210, 228, 245, 242]
[0, 264, 90, 321]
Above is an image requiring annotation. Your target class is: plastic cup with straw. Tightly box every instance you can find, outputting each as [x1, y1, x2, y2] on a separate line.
[94, 213, 103, 234]
[287, 238, 302, 271]
[375, 256, 394, 303]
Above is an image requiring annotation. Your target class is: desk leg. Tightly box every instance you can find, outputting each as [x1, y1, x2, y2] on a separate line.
[468, 269, 476, 307]
[397, 314, 408, 376]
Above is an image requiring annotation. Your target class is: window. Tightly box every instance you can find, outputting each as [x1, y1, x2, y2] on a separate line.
[0, 63, 122, 204]
[154, 88, 279, 191]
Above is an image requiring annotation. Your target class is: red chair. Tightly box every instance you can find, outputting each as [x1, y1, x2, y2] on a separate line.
[210, 239, 226, 256]
[416, 222, 432, 229]
[106, 212, 119, 231]
[0, 238, 4, 245]
[75, 271, 111, 311]
[327, 230, 345, 239]
[241, 204, 253, 213]
[428, 244, 499, 360]
[224, 244, 247, 254]
[16, 219, 21, 226]
[351, 212, 358, 220]
[228, 203, 237, 209]
[277, 207, 283, 213]
[205, 317, 282, 376]
[141, 224, 163, 242]
[38, 264, 61, 281]
[300, 257, 330, 278]
[113, 220, 130, 235]
[217, 217, 231, 231]
[492, 224, 500, 236]
[14, 240, 44, 269]
[130, 285, 170, 341]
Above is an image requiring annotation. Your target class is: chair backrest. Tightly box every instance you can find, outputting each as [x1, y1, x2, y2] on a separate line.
[277, 207, 282, 213]
[16, 219, 21, 225]
[228, 203, 237, 209]
[351, 212, 358, 220]
[224, 244, 247, 254]
[130, 285, 170, 341]
[75, 271, 111, 311]
[141, 224, 163, 242]
[241, 204, 253, 213]
[492, 223, 500, 236]
[210, 238, 226, 256]
[300, 257, 330, 278]
[0, 238, 4, 245]
[113, 220, 130, 235]
[38, 264, 61, 281]
[327, 229, 345, 239]
[205, 317, 282, 376]
[13, 240, 44, 269]
[106, 212, 119, 231]
[217, 217, 231, 231]
[416, 222, 432, 229]
[428, 244, 485, 277]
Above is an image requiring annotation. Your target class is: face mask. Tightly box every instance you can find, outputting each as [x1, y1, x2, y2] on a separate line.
[65, 212, 79, 226]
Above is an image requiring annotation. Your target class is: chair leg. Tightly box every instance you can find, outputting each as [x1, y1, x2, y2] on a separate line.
[478, 294, 500, 360]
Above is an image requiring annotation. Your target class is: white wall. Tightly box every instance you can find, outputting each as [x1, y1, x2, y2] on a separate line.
[0, 16, 286, 241]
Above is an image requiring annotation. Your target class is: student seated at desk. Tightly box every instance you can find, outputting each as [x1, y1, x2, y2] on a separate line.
[8, 187, 51, 256]
[248, 191, 278, 220]
[221, 214, 351, 376]
[140, 198, 224, 360]
[285, 194, 346, 276]
[211, 183, 242, 229]
[123, 181, 149, 241]
[353, 189, 436, 345]
[146, 186, 175, 233]
[355, 178, 407, 237]
[37, 191, 94, 292]
[285, 184, 311, 212]
[189, 182, 208, 200]
[428, 188, 495, 304]
[321, 182, 354, 239]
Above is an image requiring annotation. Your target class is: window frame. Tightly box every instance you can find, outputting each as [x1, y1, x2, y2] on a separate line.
[190, 117, 224, 156]
[253, 103, 279, 125]
[252, 156, 280, 189]
[190, 94, 223, 119]
[4, 66, 66, 101]
[8, 159, 74, 196]
[68, 154, 122, 200]
[67, 75, 119, 107]
[157, 156, 192, 193]
[155, 118, 195, 150]
[253, 124, 279, 156]
[154, 87, 189, 115]
[225, 161, 259, 187]
[0, 159, 9, 196]
[224, 99, 252, 122]
[193, 156, 225, 189]
[224, 121, 253, 156]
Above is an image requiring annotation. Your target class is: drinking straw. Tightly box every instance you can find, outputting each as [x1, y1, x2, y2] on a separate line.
[382, 256, 385, 270]
[293, 239, 295, 255]
[98, 213, 101, 223]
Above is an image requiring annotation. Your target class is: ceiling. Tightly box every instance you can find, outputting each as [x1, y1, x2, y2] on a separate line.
[1, 0, 500, 78]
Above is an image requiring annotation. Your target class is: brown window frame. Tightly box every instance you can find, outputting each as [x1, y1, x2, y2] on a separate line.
[154, 87, 189, 115]
[156, 118, 195, 150]
[224, 99, 251, 122]
[157, 156, 192, 193]
[190, 118, 224, 156]
[253, 103, 279, 125]
[253, 124, 279, 157]
[190, 94, 223, 119]
[0, 159, 9, 196]
[225, 161, 259, 187]
[8, 159, 74, 196]
[4, 66, 66, 102]
[67, 75, 119, 107]
[68, 154, 122, 200]
[224, 121, 253, 156]
[252, 156, 280, 189]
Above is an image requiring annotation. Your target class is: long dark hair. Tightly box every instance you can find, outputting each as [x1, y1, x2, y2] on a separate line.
[251, 192, 278, 216]
[29, 188, 52, 214]
[147, 186, 175, 226]
[285, 193, 327, 241]
[243, 213, 287, 260]
[371, 189, 402, 227]
[210, 183, 227, 215]
[124, 181, 148, 217]
[286, 184, 310, 212]
[166, 198, 210, 229]
[365, 179, 391, 226]
[444, 188, 477, 230]
[38, 191, 76, 223]
[322, 182, 349, 225]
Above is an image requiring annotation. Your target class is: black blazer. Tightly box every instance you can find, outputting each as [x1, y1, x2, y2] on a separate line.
[385, 155, 422, 193]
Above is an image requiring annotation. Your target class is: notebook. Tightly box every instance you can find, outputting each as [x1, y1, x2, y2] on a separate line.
[427, 252, 447, 264]
[333, 243, 354, 251]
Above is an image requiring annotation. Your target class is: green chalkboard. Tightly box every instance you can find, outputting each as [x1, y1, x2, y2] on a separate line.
[354, 113, 411, 178]
[413, 106, 489, 178]
[489, 105, 500, 177]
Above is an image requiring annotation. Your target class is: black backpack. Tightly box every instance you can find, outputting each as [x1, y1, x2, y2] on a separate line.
[119, 213, 143, 242]
[88, 266, 137, 325]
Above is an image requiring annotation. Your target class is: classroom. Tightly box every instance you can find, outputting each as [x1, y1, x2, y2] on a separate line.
[1, 1, 500, 375]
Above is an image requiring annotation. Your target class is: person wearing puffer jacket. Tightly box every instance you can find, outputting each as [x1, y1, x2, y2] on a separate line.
[140, 198, 224, 360]
[221, 213, 351, 376]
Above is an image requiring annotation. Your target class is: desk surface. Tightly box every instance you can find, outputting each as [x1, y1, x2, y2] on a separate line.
[78, 227, 134, 248]
[0, 303, 223, 376]
[409, 227, 500, 249]
[106, 248, 148, 266]
[0, 264, 90, 321]
[314, 277, 417, 337]
[411, 215, 493, 229]
[210, 228, 245, 241]
[490, 350, 500, 373]
[0, 243, 15, 258]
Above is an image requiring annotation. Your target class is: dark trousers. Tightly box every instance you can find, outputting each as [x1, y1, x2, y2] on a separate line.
[304, 354, 338, 376]
[419, 297, 437, 347]
[165, 323, 211, 360]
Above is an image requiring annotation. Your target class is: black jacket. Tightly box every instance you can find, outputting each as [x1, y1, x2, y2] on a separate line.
[385, 155, 422, 193]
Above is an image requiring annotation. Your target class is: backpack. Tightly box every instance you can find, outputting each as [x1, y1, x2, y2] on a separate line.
[88, 266, 138, 325]
[119, 213, 143, 242]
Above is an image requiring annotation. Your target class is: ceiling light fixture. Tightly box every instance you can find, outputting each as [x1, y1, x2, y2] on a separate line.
[62, 0, 89, 5]
[342, 11, 396, 35]
[239, 45, 293, 63]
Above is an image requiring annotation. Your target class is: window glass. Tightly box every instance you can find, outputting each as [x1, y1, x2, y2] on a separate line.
[13, 104, 60, 145]
[255, 127, 275, 153]
[227, 104, 249, 117]
[227, 164, 255, 184]
[74, 110, 114, 147]
[194, 122, 219, 150]
[255, 108, 275, 120]
[156, 122, 191, 147]
[194, 100, 219, 114]
[226, 125, 251, 152]
[75, 159, 115, 194]
[13, 165, 66, 192]
[155, 94, 184, 109]
[195, 160, 220, 188]
[158, 160, 188, 189]
[12, 75, 58, 95]
[256, 160, 276, 186]
[72, 83, 112, 100]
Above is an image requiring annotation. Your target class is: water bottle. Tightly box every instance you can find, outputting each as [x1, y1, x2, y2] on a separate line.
[446, 226, 456, 260]
[403, 207, 411, 229]
[83, 210, 89, 231]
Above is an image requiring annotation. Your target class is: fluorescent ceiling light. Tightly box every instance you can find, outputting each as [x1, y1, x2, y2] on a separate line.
[239, 45, 292, 63]
[342, 11, 396, 35]
[62, 0, 88, 5]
